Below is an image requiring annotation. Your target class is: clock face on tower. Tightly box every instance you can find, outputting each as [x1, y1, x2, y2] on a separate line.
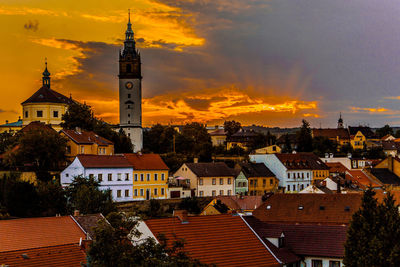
[125, 81, 133, 89]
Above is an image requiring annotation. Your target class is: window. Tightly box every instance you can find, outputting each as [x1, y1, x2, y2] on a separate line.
[219, 178, 223, 185]
[228, 178, 231, 184]
[307, 173, 309, 178]
[199, 191, 204, 197]
[238, 182, 242, 187]
[125, 190, 129, 197]
[199, 178, 203, 185]
[297, 173, 300, 178]
[312, 260, 323, 267]
[134, 174, 138, 181]
[36, 110, 43, 117]
[127, 64, 131, 72]
[66, 173, 69, 177]
[98, 174, 102, 182]
[219, 190, 224, 196]
[108, 173, 112, 181]
[293, 184, 296, 191]
[154, 173, 158, 181]
[140, 174, 144, 181]
[273, 146, 277, 151]
[287, 185, 290, 192]
[250, 180, 254, 186]
[147, 174, 150, 181]
[254, 180, 258, 187]
[212, 178, 216, 185]
[25, 111, 28, 118]
[243, 181, 246, 187]
[263, 179, 266, 186]
[134, 189, 138, 196]
[227, 190, 231, 196]
[161, 173, 165, 181]
[154, 188, 158, 195]
[287, 173, 290, 179]
[329, 261, 340, 267]
[128, 93, 131, 98]
[270, 179, 273, 185]
[301, 184, 304, 190]
[140, 189, 144, 196]
[301, 173, 304, 179]
[80, 146, 84, 154]
[117, 173, 122, 181]
[117, 190, 121, 198]
[161, 188, 165, 195]
[53, 111, 59, 118]
[125, 173, 129, 181]
[89, 174, 94, 179]
[212, 190, 216, 197]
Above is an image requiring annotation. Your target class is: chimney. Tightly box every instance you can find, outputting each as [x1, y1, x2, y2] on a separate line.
[388, 155, 394, 172]
[173, 210, 188, 223]
[193, 158, 198, 163]
[74, 210, 80, 216]
[75, 127, 81, 134]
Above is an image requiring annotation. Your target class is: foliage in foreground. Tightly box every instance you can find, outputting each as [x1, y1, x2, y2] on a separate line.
[88, 212, 210, 267]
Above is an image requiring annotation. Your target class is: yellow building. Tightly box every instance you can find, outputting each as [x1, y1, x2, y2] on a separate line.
[60, 128, 114, 161]
[209, 129, 227, 146]
[350, 131, 366, 150]
[125, 153, 169, 200]
[237, 162, 278, 196]
[312, 168, 330, 184]
[254, 145, 282, 154]
[0, 62, 73, 133]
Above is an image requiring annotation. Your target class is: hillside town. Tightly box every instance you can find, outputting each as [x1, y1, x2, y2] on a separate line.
[2, 6, 400, 267]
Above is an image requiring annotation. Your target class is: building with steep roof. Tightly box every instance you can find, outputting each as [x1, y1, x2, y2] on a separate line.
[174, 162, 235, 197]
[0, 61, 74, 134]
[140, 213, 281, 267]
[60, 128, 114, 160]
[235, 162, 279, 195]
[201, 195, 265, 215]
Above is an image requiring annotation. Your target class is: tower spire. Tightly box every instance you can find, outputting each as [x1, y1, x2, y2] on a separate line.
[125, 9, 134, 41]
[42, 57, 50, 87]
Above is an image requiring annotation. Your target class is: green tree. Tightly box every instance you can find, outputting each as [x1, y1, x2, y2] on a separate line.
[176, 123, 212, 161]
[224, 120, 241, 138]
[0, 131, 17, 155]
[5, 128, 67, 179]
[375, 124, 393, 138]
[179, 196, 201, 214]
[65, 175, 116, 215]
[296, 120, 313, 152]
[344, 189, 400, 267]
[37, 181, 67, 217]
[312, 136, 337, 156]
[282, 134, 292, 153]
[88, 212, 209, 267]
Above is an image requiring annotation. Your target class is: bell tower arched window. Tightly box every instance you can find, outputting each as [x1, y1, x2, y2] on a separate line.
[126, 64, 131, 73]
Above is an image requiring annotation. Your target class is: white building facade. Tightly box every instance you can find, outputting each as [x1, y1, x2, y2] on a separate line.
[61, 156, 134, 202]
[250, 154, 312, 193]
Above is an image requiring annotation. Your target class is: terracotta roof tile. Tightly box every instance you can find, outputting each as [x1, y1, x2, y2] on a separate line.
[77, 154, 132, 168]
[252, 193, 362, 225]
[346, 170, 382, 189]
[124, 153, 169, 170]
[245, 216, 347, 259]
[312, 128, 350, 140]
[215, 196, 264, 211]
[0, 216, 86, 252]
[0, 243, 87, 267]
[185, 162, 234, 177]
[61, 129, 113, 145]
[145, 214, 280, 267]
[21, 121, 57, 133]
[326, 162, 349, 173]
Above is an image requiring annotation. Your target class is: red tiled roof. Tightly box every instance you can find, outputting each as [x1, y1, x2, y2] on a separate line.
[312, 128, 350, 140]
[61, 129, 113, 146]
[21, 121, 57, 133]
[0, 216, 86, 252]
[275, 153, 329, 170]
[0, 243, 87, 267]
[145, 214, 280, 267]
[252, 193, 362, 225]
[245, 216, 347, 259]
[215, 195, 264, 211]
[346, 170, 382, 189]
[124, 153, 169, 170]
[326, 162, 349, 173]
[77, 154, 132, 168]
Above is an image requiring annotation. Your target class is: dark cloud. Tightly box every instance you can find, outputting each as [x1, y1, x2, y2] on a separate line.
[24, 20, 39, 32]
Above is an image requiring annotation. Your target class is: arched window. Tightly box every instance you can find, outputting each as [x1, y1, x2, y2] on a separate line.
[126, 64, 131, 73]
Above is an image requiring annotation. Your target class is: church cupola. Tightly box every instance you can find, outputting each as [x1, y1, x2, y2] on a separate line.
[337, 113, 344, 129]
[42, 59, 50, 87]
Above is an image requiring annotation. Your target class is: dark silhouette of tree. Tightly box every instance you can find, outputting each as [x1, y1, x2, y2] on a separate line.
[179, 196, 201, 214]
[375, 124, 393, 138]
[223, 120, 242, 138]
[296, 120, 313, 152]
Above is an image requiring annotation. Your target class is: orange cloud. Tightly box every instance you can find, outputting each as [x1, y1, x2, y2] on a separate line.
[351, 106, 388, 113]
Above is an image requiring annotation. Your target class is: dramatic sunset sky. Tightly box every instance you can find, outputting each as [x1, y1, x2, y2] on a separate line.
[1, 0, 400, 128]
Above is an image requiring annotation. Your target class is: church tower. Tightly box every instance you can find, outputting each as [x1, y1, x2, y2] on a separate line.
[119, 10, 142, 152]
[337, 113, 344, 129]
